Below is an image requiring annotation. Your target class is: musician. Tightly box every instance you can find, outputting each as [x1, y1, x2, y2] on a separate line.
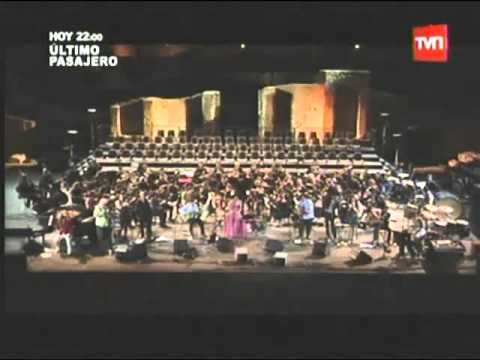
[297, 190, 315, 243]
[323, 186, 339, 243]
[38, 167, 54, 198]
[93, 197, 113, 255]
[16, 170, 36, 208]
[180, 194, 206, 239]
[135, 191, 153, 241]
[119, 199, 133, 239]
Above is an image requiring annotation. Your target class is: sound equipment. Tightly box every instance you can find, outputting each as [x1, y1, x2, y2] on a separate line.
[217, 237, 234, 253]
[434, 191, 463, 219]
[23, 240, 45, 256]
[423, 244, 464, 274]
[235, 247, 248, 263]
[264, 239, 284, 254]
[114, 239, 148, 262]
[174, 239, 189, 255]
[273, 252, 288, 266]
[350, 249, 373, 265]
[312, 241, 328, 258]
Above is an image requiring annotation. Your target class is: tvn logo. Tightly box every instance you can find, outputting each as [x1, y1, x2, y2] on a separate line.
[413, 24, 449, 62]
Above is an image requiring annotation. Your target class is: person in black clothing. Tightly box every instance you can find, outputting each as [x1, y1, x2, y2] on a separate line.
[16, 170, 36, 208]
[323, 186, 339, 242]
[119, 200, 132, 239]
[38, 168, 53, 198]
[135, 191, 153, 240]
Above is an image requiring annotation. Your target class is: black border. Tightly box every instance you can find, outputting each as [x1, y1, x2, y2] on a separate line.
[2, 2, 480, 358]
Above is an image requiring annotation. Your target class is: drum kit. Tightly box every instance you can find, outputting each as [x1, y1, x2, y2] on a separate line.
[421, 202, 470, 241]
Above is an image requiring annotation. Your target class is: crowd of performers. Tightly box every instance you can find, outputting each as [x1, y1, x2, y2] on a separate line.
[17, 159, 450, 258]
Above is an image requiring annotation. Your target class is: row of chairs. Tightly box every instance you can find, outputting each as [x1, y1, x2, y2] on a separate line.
[95, 149, 366, 162]
[101, 142, 371, 154]
[107, 134, 373, 147]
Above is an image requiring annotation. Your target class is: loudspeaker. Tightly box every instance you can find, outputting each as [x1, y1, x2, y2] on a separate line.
[131, 240, 148, 259]
[174, 239, 189, 255]
[217, 237, 234, 253]
[423, 250, 462, 274]
[265, 239, 284, 254]
[312, 241, 328, 258]
[273, 252, 288, 266]
[351, 250, 372, 265]
[114, 241, 148, 262]
[235, 247, 248, 263]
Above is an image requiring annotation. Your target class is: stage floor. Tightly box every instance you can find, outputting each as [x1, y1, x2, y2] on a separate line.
[24, 220, 477, 274]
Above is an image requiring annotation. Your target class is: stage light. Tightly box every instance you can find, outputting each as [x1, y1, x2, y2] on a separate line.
[393, 133, 402, 138]
[87, 108, 97, 113]
[354, 44, 361, 50]
[67, 130, 78, 135]
[240, 43, 246, 49]
[380, 112, 390, 117]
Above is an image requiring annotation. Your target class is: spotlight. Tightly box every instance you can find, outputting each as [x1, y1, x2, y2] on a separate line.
[240, 43, 246, 49]
[354, 44, 361, 50]
[67, 130, 78, 135]
[87, 108, 97, 113]
[393, 133, 402, 138]
[380, 112, 390, 117]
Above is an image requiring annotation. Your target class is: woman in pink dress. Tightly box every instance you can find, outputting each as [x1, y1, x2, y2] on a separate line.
[223, 196, 248, 239]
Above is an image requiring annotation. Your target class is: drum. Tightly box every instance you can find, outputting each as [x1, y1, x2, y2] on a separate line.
[434, 191, 463, 219]
[455, 219, 470, 239]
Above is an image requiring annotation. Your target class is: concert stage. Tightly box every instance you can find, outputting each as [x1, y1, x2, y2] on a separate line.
[22, 219, 477, 274]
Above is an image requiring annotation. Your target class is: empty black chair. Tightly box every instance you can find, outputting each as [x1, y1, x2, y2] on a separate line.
[323, 137, 333, 145]
[179, 136, 187, 144]
[178, 130, 186, 138]
[276, 152, 286, 160]
[304, 152, 313, 160]
[198, 144, 208, 151]
[297, 152, 305, 161]
[287, 152, 296, 160]
[173, 143, 181, 151]
[191, 136, 199, 144]
[313, 145, 322, 152]
[185, 151, 194, 159]
[311, 138, 320, 145]
[273, 137, 283, 145]
[327, 151, 337, 160]
[238, 152, 247, 160]
[264, 151, 273, 160]
[154, 136, 162, 144]
[337, 138, 347, 146]
[225, 151, 235, 159]
[167, 130, 175, 138]
[263, 144, 272, 152]
[211, 151, 221, 159]
[354, 152, 363, 161]
[94, 150, 104, 157]
[133, 150, 144, 158]
[316, 151, 326, 160]
[125, 143, 134, 150]
[275, 144, 284, 152]
[148, 143, 156, 150]
[251, 152, 260, 160]
[213, 136, 222, 144]
[112, 142, 121, 150]
[237, 136, 247, 144]
[165, 136, 174, 144]
[249, 136, 259, 144]
[213, 144, 222, 151]
[289, 144, 299, 152]
[252, 144, 260, 152]
[338, 152, 348, 160]
[301, 145, 310, 152]
[108, 150, 118, 158]
[171, 150, 182, 159]
[239, 144, 248, 152]
[137, 143, 146, 150]
[161, 143, 169, 151]
[228, 144, 236, 151]
[142, 136, 149, 142]
[225, 136, 235, 144]
[187, 143, 195, 151]
[115, 136, 124, 143]
[157, 130, 165, 138]
[121, 150, 131, 158]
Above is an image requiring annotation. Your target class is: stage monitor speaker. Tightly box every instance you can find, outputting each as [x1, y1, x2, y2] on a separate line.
[217, 237, 234, 253]
[351, 250, 372, 265]
[423, 250, 463, 274]
[265, 239, 284, 254]
[235, 247, 248, 263]
[312, 241, 328, 258]
[174, 239, 189, 255]
[273, 252, 288, 266]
